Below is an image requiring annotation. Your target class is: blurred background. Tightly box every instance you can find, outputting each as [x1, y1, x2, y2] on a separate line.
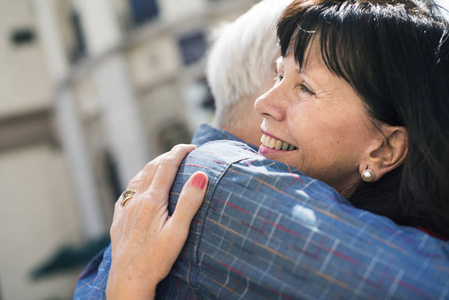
[0, 0, 259, 299]
[1, 0, 448, 299]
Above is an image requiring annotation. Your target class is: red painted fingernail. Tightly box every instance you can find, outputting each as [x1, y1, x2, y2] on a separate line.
[191, 173, 207, 189]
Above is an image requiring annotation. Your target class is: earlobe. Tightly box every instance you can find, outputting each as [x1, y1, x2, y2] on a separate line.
[360, 126, 408, 182]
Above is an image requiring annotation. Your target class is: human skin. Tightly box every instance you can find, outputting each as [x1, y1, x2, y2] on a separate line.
[256, 47, 407, 196]
[105, 50, 405, 296]
[221, 70, 276, 148]
[106, 145, 208, 300]
[105, 47, 409, 297]
[105, 41, 412, 299]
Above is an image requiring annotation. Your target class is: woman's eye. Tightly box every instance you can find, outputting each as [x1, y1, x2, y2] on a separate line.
[299, 84, 314, 95]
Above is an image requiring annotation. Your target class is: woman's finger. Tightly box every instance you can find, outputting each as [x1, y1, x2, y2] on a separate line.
[111, 168, 142, 224]
[106, 150, 205, 300]
[136, 152, 168, 195]
[168, 171, 208, 234]
[144, 144, 197, 197]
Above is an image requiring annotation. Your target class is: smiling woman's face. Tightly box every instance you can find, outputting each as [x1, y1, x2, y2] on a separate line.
[255, 47, 382, 194]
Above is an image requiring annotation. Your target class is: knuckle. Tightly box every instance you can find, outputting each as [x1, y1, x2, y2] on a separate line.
[170, 144, 191, 155]
[162, 145, 191, 166]
[144, 160, 158, 172]
[171, 144, 186, 152]
[180, 194, 199, 211]
[127, 177, 140, 190]
[144, 190, 166, 210]
[160, 154, 177, 167]
[145, 190, 159, 204]
[142, 152, 169, 173]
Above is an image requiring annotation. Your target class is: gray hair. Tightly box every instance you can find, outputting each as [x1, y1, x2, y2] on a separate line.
[207, 0, 293, 128]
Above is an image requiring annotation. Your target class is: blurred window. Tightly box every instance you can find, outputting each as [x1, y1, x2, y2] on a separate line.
[129, 0, 159, 25]
[177, 30, 207, 66]
[104, 150, 123, 200]
[70, 10, 87, 62]
[10, 28, 36, 46]
[199, 77, 215, 111]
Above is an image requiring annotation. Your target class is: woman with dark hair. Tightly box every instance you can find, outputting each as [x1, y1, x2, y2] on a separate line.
[97, 0, 449, 298]
[275, 0, 449, 237]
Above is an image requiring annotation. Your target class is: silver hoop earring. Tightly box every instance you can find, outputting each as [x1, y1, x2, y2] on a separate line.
[361, 167, 375, 182]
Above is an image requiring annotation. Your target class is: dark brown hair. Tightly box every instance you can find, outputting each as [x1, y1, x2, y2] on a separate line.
[277, 0, 449, 236]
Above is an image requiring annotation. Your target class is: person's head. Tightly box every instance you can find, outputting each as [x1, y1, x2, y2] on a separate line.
[207, 0, 293, 146]
[255, 0, 449, 235]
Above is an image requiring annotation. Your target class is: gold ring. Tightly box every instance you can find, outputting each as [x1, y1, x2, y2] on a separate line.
[120, 189, 136, 207]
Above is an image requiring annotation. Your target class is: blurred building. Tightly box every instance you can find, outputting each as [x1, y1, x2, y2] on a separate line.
[0, 0, 258, 299]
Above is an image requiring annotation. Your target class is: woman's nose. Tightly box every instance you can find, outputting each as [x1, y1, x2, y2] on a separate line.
[254, 84, 287, 121]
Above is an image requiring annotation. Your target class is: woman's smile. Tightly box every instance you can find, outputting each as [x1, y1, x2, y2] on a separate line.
[260, 130, 298, 152]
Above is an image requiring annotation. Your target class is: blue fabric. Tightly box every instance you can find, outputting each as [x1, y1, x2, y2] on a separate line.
[190, 122, 258, 151]
[74, 123, 246, 299]
[74, 124, 449, 299]
[74, 247, 110, 299]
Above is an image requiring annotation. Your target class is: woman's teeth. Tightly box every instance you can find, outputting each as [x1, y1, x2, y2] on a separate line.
[261, 134, 298, 151]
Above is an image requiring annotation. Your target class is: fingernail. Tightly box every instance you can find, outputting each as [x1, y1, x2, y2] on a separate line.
[191, 173, 207, 189]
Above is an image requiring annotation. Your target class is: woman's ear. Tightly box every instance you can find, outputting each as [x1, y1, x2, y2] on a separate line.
[360, 126, 408, 182]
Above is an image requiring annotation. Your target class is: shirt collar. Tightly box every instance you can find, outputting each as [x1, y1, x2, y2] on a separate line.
[191, 122, 258, 151]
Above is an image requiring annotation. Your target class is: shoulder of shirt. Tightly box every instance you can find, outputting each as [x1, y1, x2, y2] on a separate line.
[192, 139, 310, 179]
[191, 123, 258, 151]
[183, 140, 449, 251]
[191, 139, 273, 169]
[188, 140, 348, 203]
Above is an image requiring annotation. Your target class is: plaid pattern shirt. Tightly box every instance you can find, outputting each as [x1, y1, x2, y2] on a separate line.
[74, 123, 449, 299]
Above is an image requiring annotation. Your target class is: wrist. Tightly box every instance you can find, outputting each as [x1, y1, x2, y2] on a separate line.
[107, 265, 158, 300]
[107, 285, 156, 300]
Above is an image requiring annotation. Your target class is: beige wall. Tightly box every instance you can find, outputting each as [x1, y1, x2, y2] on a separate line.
[126, 36, 181, 91]
[0, 0, 260, 298]
[0, 143, 83, 300]
[158, 0, 207, 21]
[0, 0, 52, 118]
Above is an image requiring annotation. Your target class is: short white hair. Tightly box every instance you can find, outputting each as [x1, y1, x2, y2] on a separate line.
[207, 0, 293, 128]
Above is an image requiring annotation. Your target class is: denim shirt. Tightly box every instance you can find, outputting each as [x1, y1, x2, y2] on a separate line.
[190, 122, 258, 151]
[74, 123, 253, 299]
[74, 124, 449, 299]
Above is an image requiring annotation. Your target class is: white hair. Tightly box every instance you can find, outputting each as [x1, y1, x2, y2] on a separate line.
[207, 0, 293, 128]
